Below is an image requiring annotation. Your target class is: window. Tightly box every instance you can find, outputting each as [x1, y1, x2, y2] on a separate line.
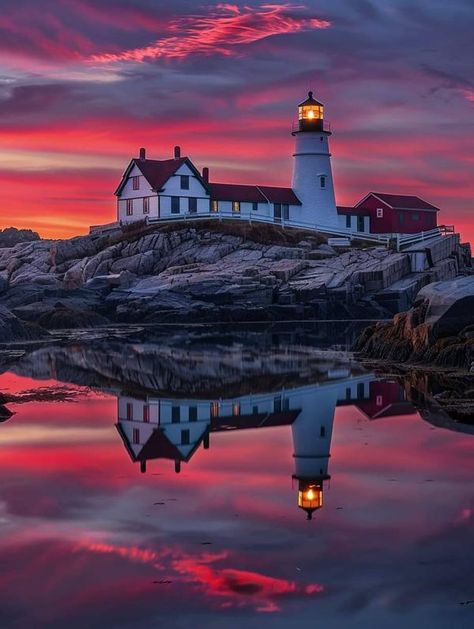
[232, 201, 241, 213]
[320, 175, 326, 188]
[283, 398, 290, 412]
[357, 383, 365, 398]
[188, 406, 197, 422]
[412, 213, 419, 221]
[126, 403, 133, 421]
[357, 215, 365, 232]
[274, 203, 282, 222]
[210, 401, 219, 419]
[282, 204, 289, 220]
[143, 197, 149, 214]
[346, 215, 351, 229]
[252, 405, 259, 415]
[132, 176, 140, 190]
[180, 175, 189, 190]
[399, 212, 405, 224]
[181, 429, 190, 445]
[211, 200, 219, 213]
[171, 196, 180, 214]
[188, 197, 197, 213]
[274, 396, 282, 413]
[376, 208, 384, 218]
[232, 402, 241, 416]
[143, 405, 150, 423]
[252, 202, 258, 212]
[320, 426, 326, 438]
[345, 387, 351, 400]
[171, 406, 180, 423]
[376, 395, 383, 407]
[133, 428, 140, 444]
[126, 199, 133, 216]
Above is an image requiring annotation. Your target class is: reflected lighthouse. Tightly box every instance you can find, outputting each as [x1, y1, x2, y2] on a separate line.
[116, 371, 372, 520]
[291, 387, 337, 520]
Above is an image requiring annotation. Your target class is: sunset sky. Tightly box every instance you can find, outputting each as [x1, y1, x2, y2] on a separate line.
[0, 0, 472, 241]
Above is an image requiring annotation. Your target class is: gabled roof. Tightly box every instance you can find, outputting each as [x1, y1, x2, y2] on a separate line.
[115, 157, 210, 196]
[355, 192, 440, 212]
[209, 183, 301, 205]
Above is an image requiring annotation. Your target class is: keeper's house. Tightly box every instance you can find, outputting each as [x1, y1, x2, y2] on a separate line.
[114, 92, 440, 235]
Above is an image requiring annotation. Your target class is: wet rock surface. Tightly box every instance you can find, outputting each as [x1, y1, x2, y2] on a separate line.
[0, 222, 471, 339]
[355, 276, 474, 370]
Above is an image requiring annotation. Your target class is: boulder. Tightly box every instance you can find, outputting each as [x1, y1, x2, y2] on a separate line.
[0, 305, 45, 342]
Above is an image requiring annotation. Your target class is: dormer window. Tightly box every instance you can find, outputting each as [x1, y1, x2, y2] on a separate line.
[132, 176, 140, 190]
[320, 175, 326, 189]
[180, 175, 189, 190]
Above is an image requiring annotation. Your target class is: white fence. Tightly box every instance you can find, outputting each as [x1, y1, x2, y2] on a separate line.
[91, 210, 455, 252]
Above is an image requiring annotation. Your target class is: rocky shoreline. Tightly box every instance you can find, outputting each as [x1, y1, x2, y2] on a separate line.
[355, 276, 474, 371]
[0, 220, 471, 340]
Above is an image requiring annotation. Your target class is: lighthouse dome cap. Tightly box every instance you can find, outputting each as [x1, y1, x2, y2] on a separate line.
[298, 91, 324, 107]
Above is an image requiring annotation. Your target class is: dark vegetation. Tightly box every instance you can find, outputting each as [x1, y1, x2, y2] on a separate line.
[0, 227, 40, 248]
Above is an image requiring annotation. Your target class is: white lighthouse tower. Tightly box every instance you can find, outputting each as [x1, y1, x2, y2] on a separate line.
[291, 92, 338, 228]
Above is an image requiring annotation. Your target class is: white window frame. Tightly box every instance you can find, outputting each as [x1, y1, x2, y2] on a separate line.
[132, 176, 140, 190]
[143, 197, 149, 214]
[126, 199, 133, 216]
[376, 208, 384, 218]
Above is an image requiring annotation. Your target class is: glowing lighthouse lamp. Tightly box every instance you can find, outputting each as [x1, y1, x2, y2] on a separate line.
[297, 91, 324, 131]
[296, 479, 327, 521]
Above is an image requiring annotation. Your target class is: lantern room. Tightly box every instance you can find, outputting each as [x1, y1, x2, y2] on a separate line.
[296, 479, 324, 520]
[298, 91, 324, 132]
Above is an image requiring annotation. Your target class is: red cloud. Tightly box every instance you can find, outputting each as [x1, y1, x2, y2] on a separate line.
[91, 4, 331, 63]
[82, 542, 323, 613]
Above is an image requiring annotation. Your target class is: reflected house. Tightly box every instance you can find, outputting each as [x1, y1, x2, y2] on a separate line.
[341, 380, 415, 419]
[117, 369, 375, 520]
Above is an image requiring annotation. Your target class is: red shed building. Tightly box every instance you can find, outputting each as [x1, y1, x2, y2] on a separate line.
[353, 192, 439, 234]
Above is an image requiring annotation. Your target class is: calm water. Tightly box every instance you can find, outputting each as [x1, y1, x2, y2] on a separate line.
[0, 327, 472, 628]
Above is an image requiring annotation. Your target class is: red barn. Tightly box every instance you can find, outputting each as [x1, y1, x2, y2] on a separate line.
[353, 192, 439, 234]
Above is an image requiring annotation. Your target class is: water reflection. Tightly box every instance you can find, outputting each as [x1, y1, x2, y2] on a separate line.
[0, 332, 472, 628]
[117, 373, 415, 520]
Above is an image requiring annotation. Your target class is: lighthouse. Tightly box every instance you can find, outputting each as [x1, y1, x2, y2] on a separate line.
[291, 92, 338, 228]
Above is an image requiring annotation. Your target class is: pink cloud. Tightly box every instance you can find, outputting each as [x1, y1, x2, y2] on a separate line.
[91, 3, 331, 63]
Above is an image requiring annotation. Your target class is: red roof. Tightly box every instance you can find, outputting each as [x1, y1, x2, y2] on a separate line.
[115, 157, 209, 195]
[359, 192, 440, 211]
[337, 205, 370, 216]
[209, 183, 301, 205]
[258, 186, 301, 205]
[209, 183, 266, 203]
[135, 158, 187, 191]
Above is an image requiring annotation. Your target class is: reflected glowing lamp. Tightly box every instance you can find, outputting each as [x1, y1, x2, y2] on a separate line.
[297, 480, 324, 520]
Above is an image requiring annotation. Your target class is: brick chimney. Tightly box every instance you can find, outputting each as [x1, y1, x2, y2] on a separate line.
[139, 147, 146, 160]
[202, 167, 209, 183]
[174, 145, 181, 160]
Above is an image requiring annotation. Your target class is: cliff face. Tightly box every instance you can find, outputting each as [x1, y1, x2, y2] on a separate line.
[0, 222, 471, 335]
[355, 276, 474, 370]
